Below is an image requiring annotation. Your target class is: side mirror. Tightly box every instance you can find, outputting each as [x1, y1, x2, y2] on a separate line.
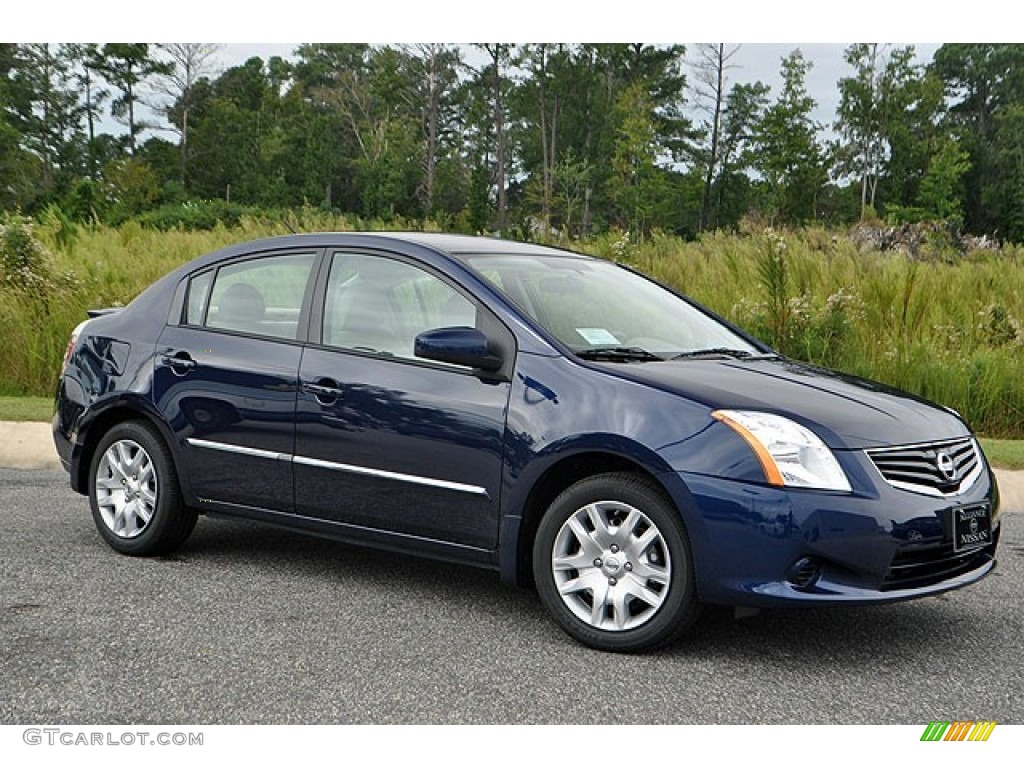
[414, 327, 502, 372]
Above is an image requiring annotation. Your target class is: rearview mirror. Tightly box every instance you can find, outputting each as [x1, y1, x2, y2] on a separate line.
[414, 327, 502, 372]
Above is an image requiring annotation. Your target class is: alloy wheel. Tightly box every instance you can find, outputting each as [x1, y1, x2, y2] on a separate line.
[94, 439, 158, 539]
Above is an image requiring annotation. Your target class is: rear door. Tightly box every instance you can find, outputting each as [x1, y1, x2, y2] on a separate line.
[154, 249, 319, 512]
[293, 249, 512, 550]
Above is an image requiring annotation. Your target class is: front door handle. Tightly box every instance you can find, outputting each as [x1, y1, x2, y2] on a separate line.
[303, 378, 344, 404]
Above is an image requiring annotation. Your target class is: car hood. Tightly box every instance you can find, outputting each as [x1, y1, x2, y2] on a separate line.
[602, 356, 969, 450]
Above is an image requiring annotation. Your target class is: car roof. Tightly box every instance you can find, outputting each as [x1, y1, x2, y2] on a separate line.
[360, 232, 589, 260]
[185, 232, 591, 274]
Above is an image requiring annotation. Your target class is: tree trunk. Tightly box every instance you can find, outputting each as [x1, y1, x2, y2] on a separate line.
[582, 185, 592, 236]
[538, 72, 550, 231]
[700, 45, 726, 232]
[493, 50, 507, 231]
[84, 65, 97, 179]
[424, 58, 438, 215]
[180, 105, 189, 188]
[127, 76, 136, 154]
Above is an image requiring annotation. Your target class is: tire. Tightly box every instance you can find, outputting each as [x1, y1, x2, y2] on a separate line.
[533, 473, 700, 652]
[88, 420, 197, 556]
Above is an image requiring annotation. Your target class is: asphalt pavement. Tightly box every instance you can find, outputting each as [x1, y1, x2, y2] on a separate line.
[1, 466, 1021, 724]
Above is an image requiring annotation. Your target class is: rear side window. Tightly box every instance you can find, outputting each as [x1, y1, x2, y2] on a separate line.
[184, 270, 213, 325]
[201, 252, 316, 340]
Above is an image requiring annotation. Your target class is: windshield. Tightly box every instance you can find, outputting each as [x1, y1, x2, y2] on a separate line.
[464, 253, 761, 360]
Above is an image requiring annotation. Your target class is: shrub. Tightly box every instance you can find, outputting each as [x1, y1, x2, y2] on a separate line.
[133, 200, 274, 231]
[0, 214, 56, 295]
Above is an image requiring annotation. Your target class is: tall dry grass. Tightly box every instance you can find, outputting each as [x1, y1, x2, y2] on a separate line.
[2, 215, 1021, 436]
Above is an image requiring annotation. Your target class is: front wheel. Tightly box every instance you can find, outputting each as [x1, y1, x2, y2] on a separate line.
[533, 473, 699, 652]
[88, 421, 197, 556]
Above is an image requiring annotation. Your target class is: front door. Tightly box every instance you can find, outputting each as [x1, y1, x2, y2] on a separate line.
[293, 251, 511, 549]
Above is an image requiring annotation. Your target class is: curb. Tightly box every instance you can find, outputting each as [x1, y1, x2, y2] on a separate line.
[0, 421, 60, 471]
[1, 420, 1022, 513]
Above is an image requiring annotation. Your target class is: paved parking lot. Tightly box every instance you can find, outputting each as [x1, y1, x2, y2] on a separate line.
[2, 467, 1021, 724]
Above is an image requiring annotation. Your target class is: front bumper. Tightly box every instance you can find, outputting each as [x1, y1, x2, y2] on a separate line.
[666, 457, 1000, 608]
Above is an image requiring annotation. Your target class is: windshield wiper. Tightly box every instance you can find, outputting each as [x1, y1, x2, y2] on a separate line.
[672, 347, 770, 360]
[576, 347, 664, 363]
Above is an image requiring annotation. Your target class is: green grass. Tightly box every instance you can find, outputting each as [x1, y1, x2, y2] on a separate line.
[0, 396, 52, 422]
[980, 439, 1024, 470]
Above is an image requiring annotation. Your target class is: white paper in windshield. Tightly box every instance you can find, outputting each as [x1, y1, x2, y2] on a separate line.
[576, 328, 621, 346]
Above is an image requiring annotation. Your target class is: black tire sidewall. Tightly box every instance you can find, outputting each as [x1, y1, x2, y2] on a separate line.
[533, 473, 699, 652]
[88, 421, 190, 556]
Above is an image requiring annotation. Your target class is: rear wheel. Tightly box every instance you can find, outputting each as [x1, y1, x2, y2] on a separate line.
[89, 421, 196, 556]
[533, 473, 699, 652]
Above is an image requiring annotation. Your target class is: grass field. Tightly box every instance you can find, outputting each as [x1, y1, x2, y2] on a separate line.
[980, 439, 1024, 470]
[1, 213, 1022, 438]
[0, 396, 52, 422]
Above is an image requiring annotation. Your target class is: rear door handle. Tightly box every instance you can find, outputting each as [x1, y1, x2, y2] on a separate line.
[162, 351, 197, 375]
[302, 378, 344, 404]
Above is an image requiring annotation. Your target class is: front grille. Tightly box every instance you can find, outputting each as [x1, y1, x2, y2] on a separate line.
[866, 437, 981, 496]
[883, 538, 995, 591]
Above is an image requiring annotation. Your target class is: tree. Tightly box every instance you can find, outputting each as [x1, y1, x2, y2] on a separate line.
[64, 44, 108, 181]
[551, 150, 592, 239]
[152, 44, 222, 188]
[186, 58, 267, 203]
[298, 46, 421, 218]
[474, 44, 514, 231]
[714, 81, 770, 228]
[833, 44, 918, 219]
[753, 50, 826, 223]
[0, 45, 42, 209]
[883, 69, 947, 213]
[608, 83, 662, 237]
[987, 105, 1024, 240]
[103, 154, 160, 218]
[534, 44, 691, 236]
[403, 44, 462, 217]
[515, 44, 575, 233]
[691, 44, 741, 230]
[94, 44, 170, 154]
[5, 44, 86, 203]
[917, 138, 970, 223]
[932, 44, 1024, 235]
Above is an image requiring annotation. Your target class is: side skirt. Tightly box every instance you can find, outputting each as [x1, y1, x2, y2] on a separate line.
[195, 497, 499, 570]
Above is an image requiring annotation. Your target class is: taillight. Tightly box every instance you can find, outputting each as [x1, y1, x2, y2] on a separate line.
[61, 321, 88, 376]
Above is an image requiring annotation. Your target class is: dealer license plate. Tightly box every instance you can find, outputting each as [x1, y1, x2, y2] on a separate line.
[952, 504, 991, 552]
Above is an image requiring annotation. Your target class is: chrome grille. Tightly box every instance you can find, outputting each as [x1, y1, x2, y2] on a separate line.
[865, 437, 981, 497]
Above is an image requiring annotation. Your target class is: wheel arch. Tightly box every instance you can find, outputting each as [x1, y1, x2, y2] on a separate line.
[73, 398, 190, 500]
[508, 450, 681, 589]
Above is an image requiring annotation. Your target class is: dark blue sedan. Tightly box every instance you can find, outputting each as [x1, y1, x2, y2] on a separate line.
[53, 233, 1001, 651]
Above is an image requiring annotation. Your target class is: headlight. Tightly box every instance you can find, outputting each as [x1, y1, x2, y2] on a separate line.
[712, 409, 852, 492]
